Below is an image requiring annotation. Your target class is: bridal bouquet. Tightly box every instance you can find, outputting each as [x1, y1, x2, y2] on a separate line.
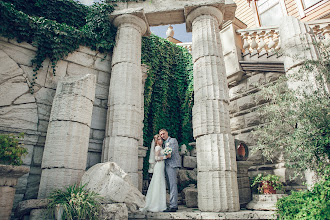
[164, 143, 172, 156]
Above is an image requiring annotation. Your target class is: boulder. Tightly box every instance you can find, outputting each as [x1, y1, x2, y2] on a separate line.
[15, 199, 48, 218]
[183, 156, 197, 169]
[182, 187, 198, 208]
[180, 144, 189, 156]
[178, 169, 197, 186]
[81, 162, 145, 211]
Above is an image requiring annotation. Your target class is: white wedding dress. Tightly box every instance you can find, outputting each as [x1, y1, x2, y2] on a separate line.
[140, 145, 167, 212]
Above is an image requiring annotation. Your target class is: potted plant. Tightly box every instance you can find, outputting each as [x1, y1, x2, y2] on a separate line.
[47, 184, 103, 220]
[251, 173, 284, 194]
[0, 133, 30, 220]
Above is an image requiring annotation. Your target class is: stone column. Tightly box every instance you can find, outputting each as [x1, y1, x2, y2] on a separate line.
[38, 74, 96, 198]
[102, 13, 149, 187]
[280, 17, 319, 77]
[186, 6, 240, 212]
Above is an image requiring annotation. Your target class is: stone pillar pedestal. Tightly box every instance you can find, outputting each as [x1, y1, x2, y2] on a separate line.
[237, 161, 253, 207]
[0, 165, 30, 220]
[138, 146, 148, 192]
[38, 74, 96, 198]
[102, 12, 149, 187]
[246, 194, 287, 211]
[185, 6, 239, 212]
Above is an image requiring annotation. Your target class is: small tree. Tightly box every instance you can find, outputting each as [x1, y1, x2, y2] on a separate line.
[0, 133, 27, 166]
[252, 40, 330, 178]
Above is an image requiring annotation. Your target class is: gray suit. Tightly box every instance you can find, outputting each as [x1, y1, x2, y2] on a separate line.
[164, 137, 181, 209]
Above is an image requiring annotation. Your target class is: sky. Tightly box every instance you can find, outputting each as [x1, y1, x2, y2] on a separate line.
[150, 24, 192, 43]
[78, 0, 192, 43]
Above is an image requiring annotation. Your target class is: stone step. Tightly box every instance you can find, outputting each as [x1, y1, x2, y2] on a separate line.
[129, 206, 276, 219]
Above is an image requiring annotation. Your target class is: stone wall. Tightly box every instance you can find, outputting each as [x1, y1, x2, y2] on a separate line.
[228, 71, 305, 190]
[0, 37, 111, 208]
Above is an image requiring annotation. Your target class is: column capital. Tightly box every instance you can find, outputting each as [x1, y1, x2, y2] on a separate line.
[110, 8, 150, 36]
[184, 3, 236, 32]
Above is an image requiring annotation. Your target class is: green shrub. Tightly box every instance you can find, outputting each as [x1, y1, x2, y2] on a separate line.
[48, 184, 103, 220]
[0, 133, 27, 166]
[276, 166, 330, 220]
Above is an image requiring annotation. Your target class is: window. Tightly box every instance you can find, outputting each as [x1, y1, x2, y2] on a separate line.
[301, 0, 322, 9]
[254, 0, 287, 26]
[295, 0, 328, 18]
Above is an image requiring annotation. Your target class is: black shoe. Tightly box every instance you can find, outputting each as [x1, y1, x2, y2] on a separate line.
[163, 207, 178, 212]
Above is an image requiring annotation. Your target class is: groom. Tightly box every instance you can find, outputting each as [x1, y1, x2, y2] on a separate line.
[159, 128, 181, 212]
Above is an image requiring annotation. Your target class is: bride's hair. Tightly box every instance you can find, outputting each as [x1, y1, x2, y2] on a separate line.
[154, 134, 162, 146]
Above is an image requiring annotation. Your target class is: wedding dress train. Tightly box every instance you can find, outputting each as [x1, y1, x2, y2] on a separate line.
[140, 145, 167, 212]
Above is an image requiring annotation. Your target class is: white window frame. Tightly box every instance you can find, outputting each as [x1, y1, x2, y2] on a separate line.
[295, 0, 328, 18]
[252, 0, 288, 27]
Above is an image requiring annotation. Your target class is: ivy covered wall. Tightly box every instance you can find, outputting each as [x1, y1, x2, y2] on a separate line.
[0, 0, 194, 176]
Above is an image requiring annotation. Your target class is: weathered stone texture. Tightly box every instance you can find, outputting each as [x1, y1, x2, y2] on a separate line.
[103, 13, 147, 187]
[182, 187, 198, 208]
[0, 76, 29, 107]
[198, 170, 240, 211]
[246, 194, 287, 211]
[38, 74, 96, 198]
[183, 156, 197, 169]
[0, 41, 35, 67]
[100, 203, 128, 220]
[81, 162, 145, 210]
[192, 100, 231, 137]
[0, 103, 38, 131]
[29, 208, 53, 220]
[188, 5, 239, 211]
[196, 134, 236, 172]
[38, 168, 85, 198]
[0, 186, 15, 220]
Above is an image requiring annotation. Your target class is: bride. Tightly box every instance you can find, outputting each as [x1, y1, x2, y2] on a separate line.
[140, 134, 168, 212]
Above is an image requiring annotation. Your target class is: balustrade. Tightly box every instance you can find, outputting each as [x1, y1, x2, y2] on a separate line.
[237, 27, 280, 57]
[177, 42, 192, 53]
[307, 19, 330, 42]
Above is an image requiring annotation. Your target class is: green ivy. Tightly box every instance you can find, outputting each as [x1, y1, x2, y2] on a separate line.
[141, 35, 194, 178]
[0, 0, 117, 93]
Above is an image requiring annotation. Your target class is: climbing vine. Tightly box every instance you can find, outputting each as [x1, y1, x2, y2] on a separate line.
[0, 0, 194, 178]
[0, 0, 117, 93]
[142, 35, 194, 178]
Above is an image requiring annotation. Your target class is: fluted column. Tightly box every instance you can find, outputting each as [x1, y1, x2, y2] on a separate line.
[102, 13, 148, 187]
[38, 74, 96, 198]
[186, 6, 239, 212]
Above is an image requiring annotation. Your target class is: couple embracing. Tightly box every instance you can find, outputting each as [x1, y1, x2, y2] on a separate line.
[140, 129, 181, 213]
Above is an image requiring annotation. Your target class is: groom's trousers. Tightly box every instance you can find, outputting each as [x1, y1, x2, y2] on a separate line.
[165, 166, 179, 208]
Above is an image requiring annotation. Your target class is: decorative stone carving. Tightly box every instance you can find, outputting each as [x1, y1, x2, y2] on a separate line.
[80, 162, 145, 211]
[38, 74, 96, 198]
[102, 11, 149, 187]
[186, 5, 239, 212]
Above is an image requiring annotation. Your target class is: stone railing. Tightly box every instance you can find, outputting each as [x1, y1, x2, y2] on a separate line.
[236, 27, 281, 58]
[177, 42, 192, 53]
[307, 18, 330, 42]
